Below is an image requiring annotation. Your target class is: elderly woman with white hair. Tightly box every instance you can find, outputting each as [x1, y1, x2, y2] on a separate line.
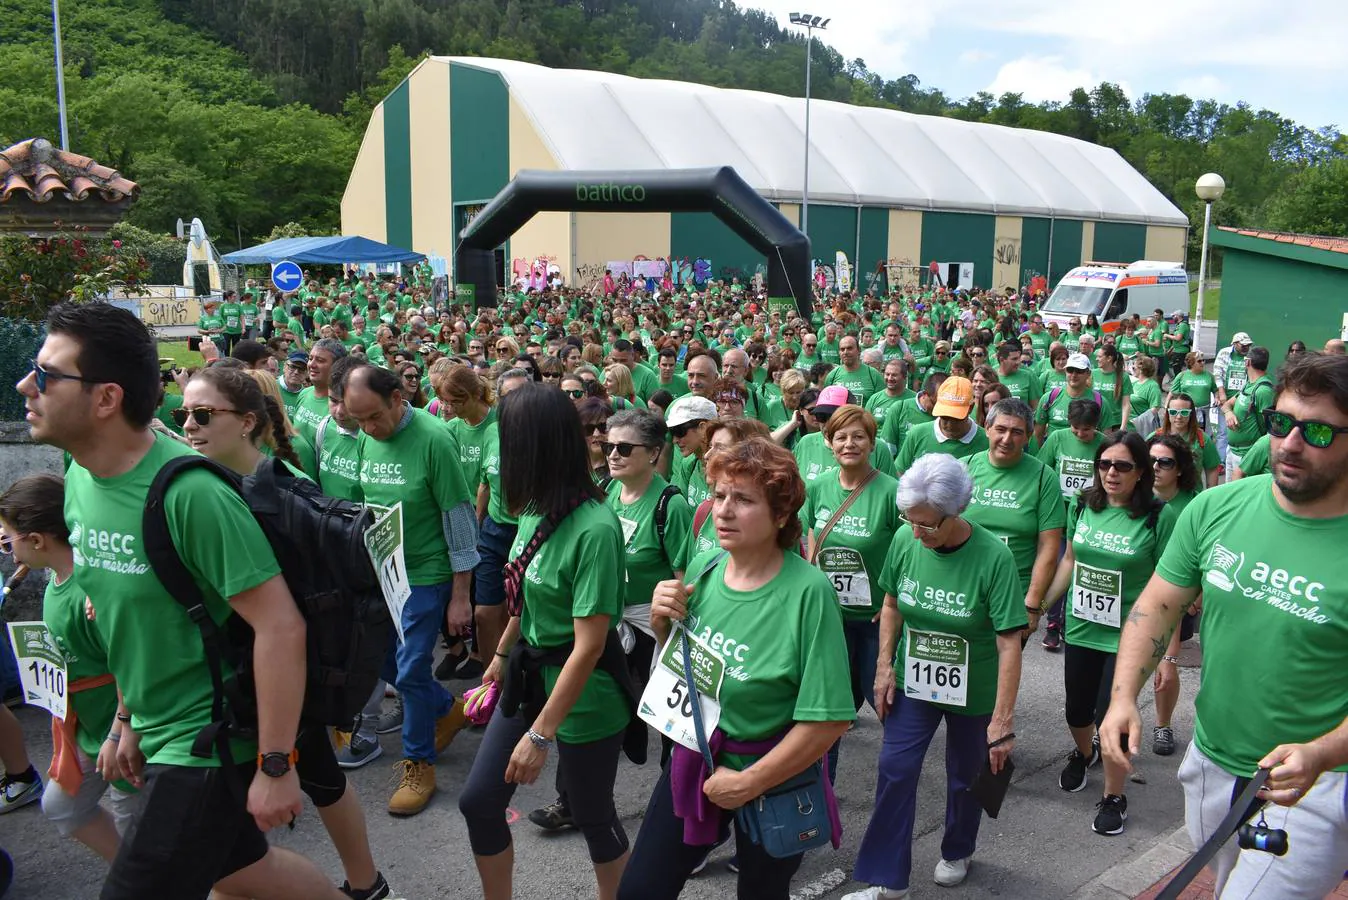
[843, 454, 1026, 900]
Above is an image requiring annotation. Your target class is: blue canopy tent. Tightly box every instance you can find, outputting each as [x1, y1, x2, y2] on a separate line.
[220, 235, 425, 265]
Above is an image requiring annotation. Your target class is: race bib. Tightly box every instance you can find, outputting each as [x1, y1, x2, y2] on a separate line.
[1071, 562, 1123, 627]
[364, 502, 411, 642]
[1227, 370, 1247, 392]
[903, 628, 968, 707]
[817, 546, 872, 608]
[1059, 457, 1094, 498]
[637, 625, 723, 752]
[8, 622, 68, 720]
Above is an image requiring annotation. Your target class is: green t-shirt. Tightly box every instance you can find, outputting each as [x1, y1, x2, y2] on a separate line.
[513, 501, 629, 743]
[66, 434, 279, 766]
[1156, 476, 1348, 776]
[1237, 434, 1270, 477]
[964, 452, 1065, 592]
[997, 368, 1041, 405]
[879, 399, 935, 456]
[818, 339, 841, 365]
[157, 393, 184, 435]
[45, 573, 118, 758]
[291, 432, 319, 481]
[801, 470, 902, 621]
[1171, 370, 1216, 408]
[793, 432, 896, 484]
[1036, 427, 1104, 503]
[681, 549, 856, 768]
[657, 373, 690, 399]
[446, 409, 497, 496]
[894, 420, 989, 474]
[607, 476, 691, 609]
[823, 364, 885, 404]
[1035, 386, 1100, 434]
[1221, 353, 1249, 394]
[241, 301, 259, 329]
[291, 387, 330, 445]
[1115, 334, 1140, 358]
[672, 452, 712, 508]
[1129, 379, 1164, 417]
[197, 313, 222, 334]
[220, 302, 242, 334]
[1163, 321, 1191, 354]
[357, 408, 472, 586]
[278, 382, 304, 425]
[315, 418, 363, 502]
[1065, 501, 1176, 653]
[478, 424, 517, 525]
[864, 389, 916, 430]
[878, 523, 1026, 716]
[1092, 370, 1132, 431]
[1228, 375, 1275, 451]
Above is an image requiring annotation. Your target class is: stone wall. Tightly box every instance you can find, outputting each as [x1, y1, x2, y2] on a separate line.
[0, 421, 61, 623]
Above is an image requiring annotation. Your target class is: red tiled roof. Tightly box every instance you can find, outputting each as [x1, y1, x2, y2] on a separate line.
[1218, 226, 1348, 255]
[0, 138, 139, 204]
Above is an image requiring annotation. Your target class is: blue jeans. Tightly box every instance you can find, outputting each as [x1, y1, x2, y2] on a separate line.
[852, 694, 991, 891]
[381, 581, 456, 761]
[827, 618, 879, 782]
[474, 515, 517, 608]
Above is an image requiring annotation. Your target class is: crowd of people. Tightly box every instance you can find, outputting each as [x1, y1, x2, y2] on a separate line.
[0, 268, 1345, 900]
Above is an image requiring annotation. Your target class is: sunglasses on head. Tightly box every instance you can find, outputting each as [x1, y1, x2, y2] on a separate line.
[1265, 410, 1348, 449]
[601, 441, 654, 458]
[1095, 459, 1137, 473]
[1151, 456, 1178, 470]
[172, 406, 242, 428]
[29, 359, 101, 393]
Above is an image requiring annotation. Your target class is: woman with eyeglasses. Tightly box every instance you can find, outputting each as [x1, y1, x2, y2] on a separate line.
[539, 356, 565, 385]
[493, 336, 520, 361]
[1041, 432, 1177, 838]
[923, 340, 953, 383]
[846, 453, 1024, 899]
[578, 397, 616, 486]
[1152, 393, 1219, 488]
[560, 374, 587, 406]
[710, 376, 748, 419]
[180, 365, 392, 896]
[397, 363, 429, 409]
[1168, 352, 1216, 431]
[1146, 433, 1200, 759]
[513, 353, 542, 383]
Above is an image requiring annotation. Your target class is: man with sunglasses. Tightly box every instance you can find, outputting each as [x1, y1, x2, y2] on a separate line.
[664, 395, 717, 508]
[797, 335, 822, 372]
[1220, 346, 1275, 481]
[18, 304, 344, 899]
[1101, 352, 1348, 899]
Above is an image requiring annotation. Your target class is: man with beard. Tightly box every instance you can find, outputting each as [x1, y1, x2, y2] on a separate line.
[1100, 352, 1348, 900]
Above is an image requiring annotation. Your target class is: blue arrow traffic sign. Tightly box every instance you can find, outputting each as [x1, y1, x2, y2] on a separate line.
[271, 260, 303, 293]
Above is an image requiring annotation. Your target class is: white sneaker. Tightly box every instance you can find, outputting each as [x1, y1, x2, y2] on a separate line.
[841, 887, 909, 900]
[934, 856, 971, 886]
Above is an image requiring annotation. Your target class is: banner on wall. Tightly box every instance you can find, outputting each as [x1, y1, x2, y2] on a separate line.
[835, 251, 852, 293]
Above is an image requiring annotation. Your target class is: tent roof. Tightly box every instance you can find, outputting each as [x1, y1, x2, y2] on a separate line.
[221, 235, 425, 265]
[438, 57, 1188, 227]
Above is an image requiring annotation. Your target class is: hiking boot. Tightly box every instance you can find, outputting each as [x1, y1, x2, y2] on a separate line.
[387, 760, 436, 816]
[934, 856, 971, 886]
[1041, 624, 1062, 652]
[1059, 748, 1089, 793]
[336, 732, 384, 769]
[374, 694, 403, 735]
[527, 797, 575, 832]
[0, 771, 42, 814]
[434, 699, 469, 754]
[1092, 794, 1128, 835]
[1153, 725, 1176, 756]
[340, 871, 390, 900]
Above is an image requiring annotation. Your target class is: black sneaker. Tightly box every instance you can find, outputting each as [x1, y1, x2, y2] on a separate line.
[1153, 726, 1176, 756]
[1059, 748, 1089, 793]
[1089, 733, 1103, 768]
[340, 871, 390, 900]
[1041, 625, 1062, 652]
[726, 854, 739, 874]
[454, 656, 485, 681]
[1092, 794, 1128, 835]
[527, 797, 575, 832]
[434, 647, 468, 681]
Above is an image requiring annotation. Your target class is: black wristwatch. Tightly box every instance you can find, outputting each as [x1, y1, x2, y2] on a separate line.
[258, 750, 298, 778]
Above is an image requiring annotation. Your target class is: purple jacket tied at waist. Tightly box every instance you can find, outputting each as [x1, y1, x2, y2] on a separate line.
[669, 729, 842, 849]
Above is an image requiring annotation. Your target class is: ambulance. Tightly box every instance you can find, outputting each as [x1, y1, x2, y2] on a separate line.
[1040, 261, 1189, 333]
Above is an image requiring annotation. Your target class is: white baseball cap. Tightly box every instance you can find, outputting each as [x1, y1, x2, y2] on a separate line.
[1232, 332, 1252, 345]
[665, 395, 717, 428]
[1066, 353, 1092, 371]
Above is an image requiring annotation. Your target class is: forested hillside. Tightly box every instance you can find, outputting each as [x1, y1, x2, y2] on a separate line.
[1, 0, 1343, 250]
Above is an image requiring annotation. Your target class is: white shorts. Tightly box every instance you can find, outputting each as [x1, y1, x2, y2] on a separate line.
[41, 748, 141, 838]
[1178, 741, 1348, 899]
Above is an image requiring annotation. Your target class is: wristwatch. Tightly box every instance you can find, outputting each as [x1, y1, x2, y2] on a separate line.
[525, 729, 554, 751]
[258, 749, 299, 778]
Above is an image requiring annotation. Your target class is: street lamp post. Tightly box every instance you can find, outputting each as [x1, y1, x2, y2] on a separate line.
[1194, 172, 1225, 340]
[52, 0, 70, 150]
[788, 13, 830, 241]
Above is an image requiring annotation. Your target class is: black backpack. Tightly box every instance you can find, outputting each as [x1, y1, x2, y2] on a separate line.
[143, 455, 392, 762]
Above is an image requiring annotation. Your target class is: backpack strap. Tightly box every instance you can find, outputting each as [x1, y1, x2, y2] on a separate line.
[692, 498, 714, 538]
[1048, 386, 1062, 408]
[653, 483, 682, 560]
[141, 455, 253, 764]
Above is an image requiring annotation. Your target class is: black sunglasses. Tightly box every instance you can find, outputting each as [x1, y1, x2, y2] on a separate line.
[172, 406, 243, 428]
[1096, 459, 1137, 473]
[583, 424, 607, 436]
[1265, 410, 1348, 449]
[1151, 456, 1178, 470]
[601, 441, 654, 458]
[29, 359, 101, 393]
[668, 421, 703, 439]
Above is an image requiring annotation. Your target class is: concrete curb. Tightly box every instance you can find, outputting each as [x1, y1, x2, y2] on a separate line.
[1069, 825, 1193, 899]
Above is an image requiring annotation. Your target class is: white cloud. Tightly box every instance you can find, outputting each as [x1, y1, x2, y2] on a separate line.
[1175, 74, 1229, 100]
[958, 49, 997, 65]
[986, 56, 1131, 103]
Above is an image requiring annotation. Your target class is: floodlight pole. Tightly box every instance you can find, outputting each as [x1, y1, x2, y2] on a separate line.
[52, 0, 69, 150]
[789, 14, 829, 243]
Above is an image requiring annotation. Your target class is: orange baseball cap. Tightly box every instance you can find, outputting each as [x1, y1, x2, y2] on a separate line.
[932, 376, 975, 419]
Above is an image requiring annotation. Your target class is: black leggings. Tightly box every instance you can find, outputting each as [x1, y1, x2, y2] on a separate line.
[1063, 643, 1117, 730]
[618, 767, 803, 900]
[296, 724, 346, 808]
[459, 712, 628, 864]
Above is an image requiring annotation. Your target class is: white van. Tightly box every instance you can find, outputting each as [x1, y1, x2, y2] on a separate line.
[1041, 261, 1189, 332]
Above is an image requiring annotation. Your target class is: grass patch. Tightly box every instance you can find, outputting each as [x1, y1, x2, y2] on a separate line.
[1188, 284, 1221, 320]
[156, 339, 204, 394]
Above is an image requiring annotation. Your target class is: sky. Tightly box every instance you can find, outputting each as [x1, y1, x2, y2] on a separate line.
[747, 0, 1347, 131]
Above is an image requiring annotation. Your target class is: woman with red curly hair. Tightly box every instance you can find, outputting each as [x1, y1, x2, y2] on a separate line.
[618, 438, 854, 900]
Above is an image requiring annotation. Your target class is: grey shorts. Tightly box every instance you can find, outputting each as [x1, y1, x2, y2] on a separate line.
[41, 749, 141, 838]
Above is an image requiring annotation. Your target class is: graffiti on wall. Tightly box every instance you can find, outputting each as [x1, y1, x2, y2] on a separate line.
[993, 236, 1022, 291]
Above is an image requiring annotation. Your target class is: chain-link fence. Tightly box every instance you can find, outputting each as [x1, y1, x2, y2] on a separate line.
[0, 318, 44, 421]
